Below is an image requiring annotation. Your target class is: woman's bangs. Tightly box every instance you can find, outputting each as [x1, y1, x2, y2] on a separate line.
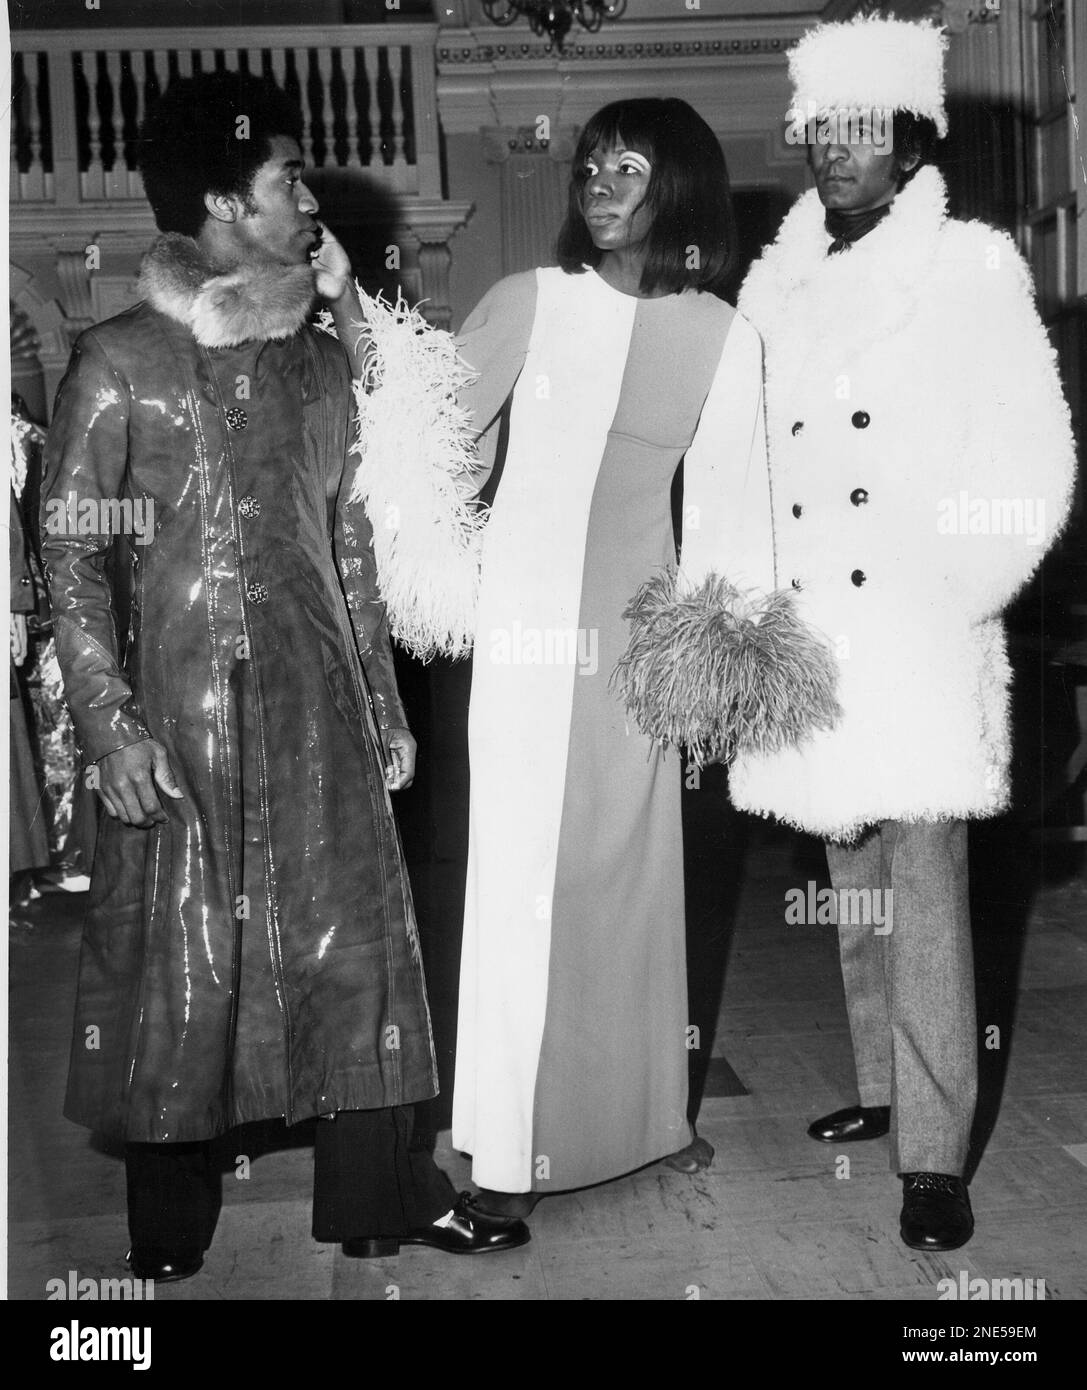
[578, 105, 657, 169]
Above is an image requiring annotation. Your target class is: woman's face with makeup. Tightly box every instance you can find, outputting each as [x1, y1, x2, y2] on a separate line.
[579, 142, 655, 254]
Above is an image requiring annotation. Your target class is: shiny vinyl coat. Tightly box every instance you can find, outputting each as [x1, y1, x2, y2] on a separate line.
[42, 293, 438, 1142]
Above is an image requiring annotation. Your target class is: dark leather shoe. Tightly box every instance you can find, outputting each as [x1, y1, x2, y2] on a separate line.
[900, 1172, 974, 1251]
[405, 1193, 530, 1254]
[127, 1247, 203, 1282]
[342, 1193, 531, 1258]
[807, 1104, 891, 1143]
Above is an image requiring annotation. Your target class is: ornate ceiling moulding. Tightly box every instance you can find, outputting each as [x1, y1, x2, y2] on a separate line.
[481, 0, 628, 53]
[838, 0, 1001, 31]
[481, 125, 579, 162]
[931, 0, 1001, 33]
[437, 29, 793, 67]
[437, 18, 808, 135]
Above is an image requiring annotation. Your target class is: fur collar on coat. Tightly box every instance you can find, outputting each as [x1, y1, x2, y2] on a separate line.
[739, 164, 952, 371]
[137, 233, 317, 348]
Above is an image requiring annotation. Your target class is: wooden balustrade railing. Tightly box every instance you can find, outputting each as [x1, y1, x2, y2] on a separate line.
[10, 24, 442, 207]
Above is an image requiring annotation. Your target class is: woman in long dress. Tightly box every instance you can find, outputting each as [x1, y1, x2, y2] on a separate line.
[450, 99, 781, 1213]
[323, 96, 836, 1220]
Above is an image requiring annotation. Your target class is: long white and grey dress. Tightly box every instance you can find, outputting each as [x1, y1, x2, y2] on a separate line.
[451, 266, 774, 1195]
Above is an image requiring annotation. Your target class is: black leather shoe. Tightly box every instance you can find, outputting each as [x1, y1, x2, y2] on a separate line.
[404, 1193, 530, 1254]
[127, 1247, 203, 1282]
[807, 1104, 891, 1143]
[342, 1193, 531, 1258]
[900, 1172, 974, 1251]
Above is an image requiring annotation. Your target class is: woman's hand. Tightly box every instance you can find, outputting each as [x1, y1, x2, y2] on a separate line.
[311, 221, 353, 302]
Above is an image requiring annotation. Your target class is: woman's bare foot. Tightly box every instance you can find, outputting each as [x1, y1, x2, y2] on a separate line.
[662, 1135, 714, 1173]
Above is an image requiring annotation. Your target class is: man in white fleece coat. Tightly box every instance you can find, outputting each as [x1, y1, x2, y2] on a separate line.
[732, 17, 1077, 1250]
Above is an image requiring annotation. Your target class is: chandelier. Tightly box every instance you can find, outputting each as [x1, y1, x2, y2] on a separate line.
[481, 0, 628, 52]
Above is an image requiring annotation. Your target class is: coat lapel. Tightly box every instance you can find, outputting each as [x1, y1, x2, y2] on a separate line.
[741, 166, 951, 409]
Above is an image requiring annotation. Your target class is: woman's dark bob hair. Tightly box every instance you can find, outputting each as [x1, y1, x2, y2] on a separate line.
[556, 97, 736, 299]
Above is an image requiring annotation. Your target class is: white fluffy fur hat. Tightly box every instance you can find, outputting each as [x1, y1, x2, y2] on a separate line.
[787, 15, 949, 138]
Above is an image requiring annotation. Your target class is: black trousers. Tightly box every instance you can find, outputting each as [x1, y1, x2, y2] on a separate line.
[125, 1105, 457, 1251]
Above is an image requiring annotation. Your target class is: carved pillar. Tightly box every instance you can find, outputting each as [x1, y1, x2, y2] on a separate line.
[10, 261, 77, 419]
[54, 249, 97, 343]
[394, 201, 474, 330]
[482, 126, 577, 276]
[415, 240, 455, 330]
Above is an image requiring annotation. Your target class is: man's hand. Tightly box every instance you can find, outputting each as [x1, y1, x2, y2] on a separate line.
[96, 739, 184, 828]
[383, 727, 417, 792]
[312, 222, 377, 379]
[10, 613, 27, 667]
[311, 221, 352, 302]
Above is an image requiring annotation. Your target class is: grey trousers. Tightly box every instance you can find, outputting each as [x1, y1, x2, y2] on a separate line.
[825, 819, 977, 1175]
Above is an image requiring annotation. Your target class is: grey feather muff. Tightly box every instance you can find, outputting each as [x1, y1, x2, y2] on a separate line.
[613, 568, 843, 765]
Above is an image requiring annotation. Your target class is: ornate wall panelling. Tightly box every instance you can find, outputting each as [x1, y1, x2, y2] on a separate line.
[481, 125, 578, 275]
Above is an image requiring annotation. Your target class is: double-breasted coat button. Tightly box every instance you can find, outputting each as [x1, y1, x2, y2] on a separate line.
[238, 495, 261, 519]
[792, 503, 802, 518]
[851, 410, 870, 429]
[225, 407, 249, 431]
[850, 488, 869, 506]
[246, 582, 269, 604]
[19, 575, 30, 585]
[791, 421, 804, 436]
[851, 569, 866, 587]
[791, 577, 802, 591]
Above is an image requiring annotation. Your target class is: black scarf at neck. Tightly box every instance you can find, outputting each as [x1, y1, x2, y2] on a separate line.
[825, 202, 892, 255]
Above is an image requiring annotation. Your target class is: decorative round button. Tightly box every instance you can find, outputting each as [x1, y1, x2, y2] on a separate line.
[851, 411, 870, 429]
[792, 503, 803, 518]
[850, 488, 869, 506]
[246, 582, 268, 604]
[238, 495, 261, 519]
[851, 569, 866, 587]
[791, 577, 802, 591]
[791, 421, 804, 436]
[225, 407, 249, 431]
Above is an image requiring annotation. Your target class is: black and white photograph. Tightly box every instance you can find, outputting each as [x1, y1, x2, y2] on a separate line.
[3, 0, 1084, 1340]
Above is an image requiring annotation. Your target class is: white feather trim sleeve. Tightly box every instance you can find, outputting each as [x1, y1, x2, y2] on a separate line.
[320, 288, 485, 662]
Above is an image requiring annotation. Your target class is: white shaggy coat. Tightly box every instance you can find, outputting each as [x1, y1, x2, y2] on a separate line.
[730, 166, 1077, 842]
